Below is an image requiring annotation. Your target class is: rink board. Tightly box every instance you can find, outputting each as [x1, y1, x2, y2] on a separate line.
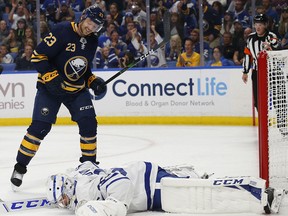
[0, 67, 254, 125]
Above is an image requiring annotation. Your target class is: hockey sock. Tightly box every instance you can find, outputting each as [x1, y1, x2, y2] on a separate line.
[16, 133, 41, 167]
[79, 136, 97, 163]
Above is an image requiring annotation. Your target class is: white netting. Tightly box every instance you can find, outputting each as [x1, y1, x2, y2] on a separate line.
[266, 50, 288, 190]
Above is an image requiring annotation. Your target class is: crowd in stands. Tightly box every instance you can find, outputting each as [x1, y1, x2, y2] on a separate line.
[0, 0, 288, 71]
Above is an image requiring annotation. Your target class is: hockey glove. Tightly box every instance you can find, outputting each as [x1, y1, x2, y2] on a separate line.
[89, 76, 107, 96]
[75, 197, 127, 216]
[42, 70, 66, 96]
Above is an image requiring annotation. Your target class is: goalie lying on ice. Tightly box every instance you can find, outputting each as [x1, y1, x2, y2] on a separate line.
[46, 161, 283, 216]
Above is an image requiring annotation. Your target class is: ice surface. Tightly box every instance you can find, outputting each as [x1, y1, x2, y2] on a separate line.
[0, 125, 287, 216]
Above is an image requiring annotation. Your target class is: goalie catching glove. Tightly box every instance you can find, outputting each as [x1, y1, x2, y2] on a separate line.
[42, 70, 66, 96]
[88, 75, 107, 96]
[75, 197, 127, 216]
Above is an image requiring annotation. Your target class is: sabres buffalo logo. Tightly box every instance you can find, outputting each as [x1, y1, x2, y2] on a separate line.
[64, 56, 88, 81]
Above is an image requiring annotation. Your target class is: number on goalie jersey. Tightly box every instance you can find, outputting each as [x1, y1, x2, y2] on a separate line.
[46, 161, 281, 216]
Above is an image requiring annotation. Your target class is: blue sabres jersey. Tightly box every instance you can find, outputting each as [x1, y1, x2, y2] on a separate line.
[31, 21, 98, 94]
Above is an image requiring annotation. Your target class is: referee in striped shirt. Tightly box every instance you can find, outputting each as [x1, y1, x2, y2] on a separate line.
[242, 14, 279, 110]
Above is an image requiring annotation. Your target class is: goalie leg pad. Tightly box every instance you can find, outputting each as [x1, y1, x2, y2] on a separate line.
[75, 197, 127, 216]
[160, 176, 266, 214]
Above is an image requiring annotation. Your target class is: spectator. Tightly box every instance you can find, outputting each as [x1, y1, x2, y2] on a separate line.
[169, 12, 184, 39]
[8, 0, 30, 30]
[212, 1, 225, 18]
[128, 27, 147, 67]
[149, 24, 167, 67]
[45, 3, 58, 28]
[256, 5, 266, 16]
[130, 0, 147, 29]
[84, 0, 93, 9]
[95, 46, 119, 69]
[2, 28, 21, 53]
[176, 38, 200, 67]
[110, 30, 127, 59]
[18, 25, 36, 55]
[177, 0, 198, 37]
[233, 27, 252, 66]
[105, 13, 113, 25]
[278, 7, 288, 38]
[281, 31, 288, 49]
[221, 11, 234, 34]
[119, 12, 135, 36]
[0, 0, 5, 19]
[231, 19, 244, 65]
[226, 0, 250, 14]
[15, 43, 34, 70]
[70, 0, 85, 12]
[55, 1, 75, 22]
[149, 10, 164, 38]
[190, 28, 211, 63]
[220, 31, 236, 62]
[23, 25, 36, 48]
[40, 20, 50, 40]
[41, 0, 58, 10]
[197, 0, 222, 48]
[208, 0, 227, 8]
[0, 44, 14, 63]
[206, 46, 234, 66]
[262, 0, 279, 32]
[15, 18, 26, 43]
[165, 34, 182, 61]
[0, 20, 9, 42]
[108, 2, 123, 27]
[121, 20, 136, 45]
[95, 0, 106, 12]
[98, 22, 117, 48]
[232, 0, 250, 28]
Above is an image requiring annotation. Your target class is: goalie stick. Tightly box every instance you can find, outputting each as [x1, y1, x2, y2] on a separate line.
[101, 11, 171, 86]
[0, 197, 50, 213]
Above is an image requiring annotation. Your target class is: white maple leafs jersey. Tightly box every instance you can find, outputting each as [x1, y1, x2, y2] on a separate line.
[68, 161, 159, 213]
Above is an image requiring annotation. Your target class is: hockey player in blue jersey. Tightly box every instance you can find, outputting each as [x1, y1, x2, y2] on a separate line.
[46, 161, 283, 216]
[10, 4, 107, 188]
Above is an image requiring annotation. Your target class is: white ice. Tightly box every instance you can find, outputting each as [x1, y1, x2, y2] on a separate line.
[0, 125, 287, 216]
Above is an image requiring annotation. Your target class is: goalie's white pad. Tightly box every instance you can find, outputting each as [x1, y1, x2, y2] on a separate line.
[75, 197, 127, 216]
[161, 176, 267, 214]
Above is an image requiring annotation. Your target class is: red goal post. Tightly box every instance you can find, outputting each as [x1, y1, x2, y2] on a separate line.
[258, 50, 288, 190]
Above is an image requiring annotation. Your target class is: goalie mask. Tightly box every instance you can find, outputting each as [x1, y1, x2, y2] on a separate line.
[80, 4, 105, 33]
[46, 174, 75, 208]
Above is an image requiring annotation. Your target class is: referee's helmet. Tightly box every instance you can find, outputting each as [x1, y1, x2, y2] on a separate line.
[254, 14, 268, 24]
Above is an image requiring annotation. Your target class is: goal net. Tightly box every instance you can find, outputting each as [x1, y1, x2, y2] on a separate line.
[258, 50, 288, 190]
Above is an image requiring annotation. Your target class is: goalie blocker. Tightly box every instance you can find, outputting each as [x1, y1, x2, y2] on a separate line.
[161, 176, 284, 214]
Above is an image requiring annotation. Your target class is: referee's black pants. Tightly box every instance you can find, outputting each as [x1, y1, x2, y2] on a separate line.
[251, 70, 258, 111]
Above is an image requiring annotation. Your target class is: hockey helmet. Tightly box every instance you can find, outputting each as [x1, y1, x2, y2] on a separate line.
[254, 14, 268, 24]
[81, 4, 105, 33]
[46, 174, 75, 208]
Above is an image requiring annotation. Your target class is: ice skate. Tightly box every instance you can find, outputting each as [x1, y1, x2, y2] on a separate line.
[10, 163, 27, 189]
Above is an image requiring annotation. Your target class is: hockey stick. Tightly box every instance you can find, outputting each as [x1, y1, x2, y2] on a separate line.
[102, 11, 171, 86]
[0, 197, 50, 213]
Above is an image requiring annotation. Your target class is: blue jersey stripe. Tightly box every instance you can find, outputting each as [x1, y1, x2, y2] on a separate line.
[144, 162, 152, 209]
[105, 176, 130, 190]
